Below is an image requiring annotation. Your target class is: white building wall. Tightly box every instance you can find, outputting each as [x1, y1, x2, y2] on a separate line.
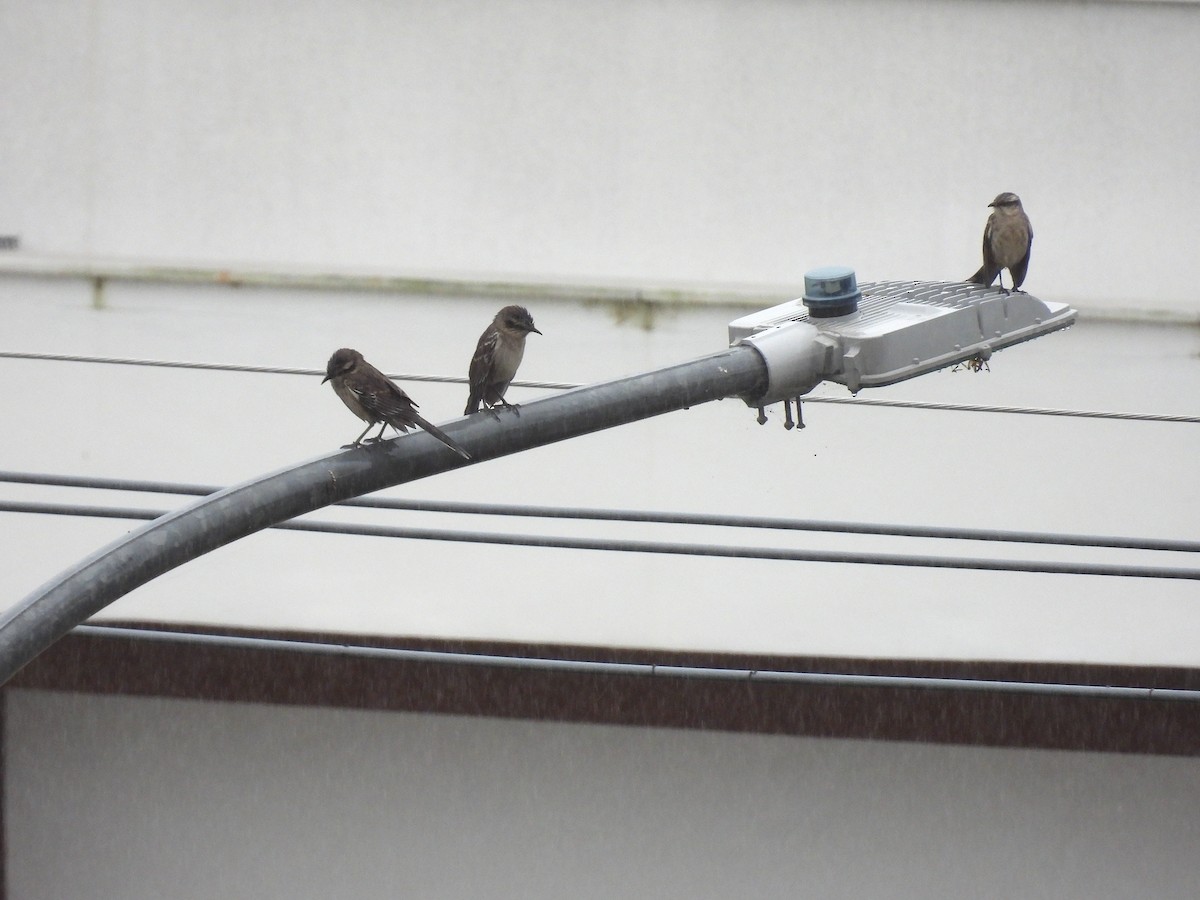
[7, 690, 1200, 899]
[4, 7, 1198, 894]
[2, 0, 1198, 315]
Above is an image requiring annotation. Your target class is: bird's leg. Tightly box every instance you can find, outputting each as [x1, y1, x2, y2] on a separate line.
[498, 397, 521, 417]
[364, 422, 388, 444]
[343, 421, 375, 449]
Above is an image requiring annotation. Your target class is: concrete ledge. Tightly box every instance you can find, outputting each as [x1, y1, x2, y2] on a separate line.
[0, 254, 1194, 324]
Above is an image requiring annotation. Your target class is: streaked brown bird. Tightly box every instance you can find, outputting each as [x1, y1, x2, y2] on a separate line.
[464, 305, 542, 416]
[323, 348, 470, 459]
[967, 192, 1033, 293]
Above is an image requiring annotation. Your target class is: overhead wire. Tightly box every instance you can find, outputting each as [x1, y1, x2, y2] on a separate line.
[0, 349, 573, 390]
[69, 624, 1200, 703]
[1, 352, 1196, 579]
[1, 470, 1196, 554]
[1, 349, 1197, 424]
[2, 497, 1197, 580]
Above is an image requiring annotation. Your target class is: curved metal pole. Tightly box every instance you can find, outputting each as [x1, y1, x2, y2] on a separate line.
[0, 346, 767, 685]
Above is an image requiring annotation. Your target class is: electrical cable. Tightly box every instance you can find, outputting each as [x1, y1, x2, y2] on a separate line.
[1, 470, 1197, 554]
[0, 350, 571, 390]
[1, 349, 1196, 423]
[3, 499, 1198, 580]
[69, 624, 1200, 703]
[798, 394, 1200, 424]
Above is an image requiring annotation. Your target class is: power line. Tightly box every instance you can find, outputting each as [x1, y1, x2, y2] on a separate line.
[800, 395, 1200, 424]
[70, 624, 1200, 703]
[1, 349, 1196, 424]
[0, 350, 571, 390]
[3, 499, 1198, 580]
[1, 470, 1197, 554]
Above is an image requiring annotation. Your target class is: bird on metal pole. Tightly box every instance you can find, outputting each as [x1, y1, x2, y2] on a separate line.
[323, 348, 471, 458]
[966, 192, 1033, 293]
[464, 305, 542, 417]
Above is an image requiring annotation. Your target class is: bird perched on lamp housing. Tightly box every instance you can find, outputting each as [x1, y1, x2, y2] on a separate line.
[967, 192, 1033, 293]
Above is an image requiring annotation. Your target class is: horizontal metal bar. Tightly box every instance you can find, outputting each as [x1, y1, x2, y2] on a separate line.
[69, 625, 1200, 703]
[4, 499, 1198, 580]
[2, 470, 1196, 554]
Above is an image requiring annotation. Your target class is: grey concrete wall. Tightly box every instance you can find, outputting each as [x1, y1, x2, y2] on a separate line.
[2, 0, 1198, 314]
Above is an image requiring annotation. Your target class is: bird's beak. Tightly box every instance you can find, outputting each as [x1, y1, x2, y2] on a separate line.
[321, 373, 331, 384]
[529, 326, 543, 335]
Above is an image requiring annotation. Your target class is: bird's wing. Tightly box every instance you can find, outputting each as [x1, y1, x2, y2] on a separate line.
[981, 217, 998, 270]
[1009, 224, 1033, 290]
[968, 217, 1001, 286]
[465, 327, 498, 414]
[356, 380, 420, 432]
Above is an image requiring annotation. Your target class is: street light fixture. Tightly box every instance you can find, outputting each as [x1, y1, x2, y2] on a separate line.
[729, 267, 1077, 427]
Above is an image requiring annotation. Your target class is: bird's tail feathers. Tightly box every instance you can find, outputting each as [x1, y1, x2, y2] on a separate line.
[966, 266, 997, 286]
[412, 414, 472, 460]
